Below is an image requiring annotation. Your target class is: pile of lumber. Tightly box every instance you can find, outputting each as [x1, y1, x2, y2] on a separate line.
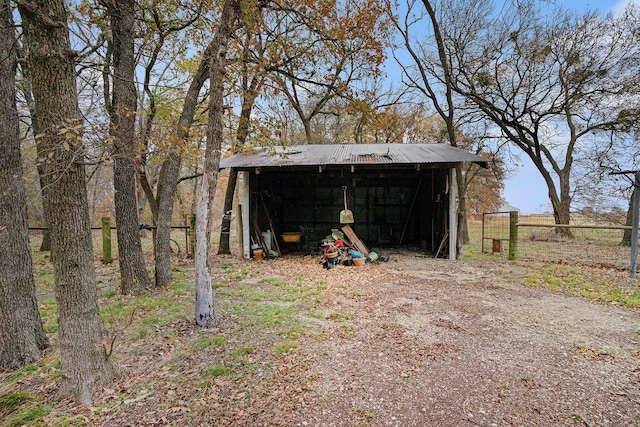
[341, 225, 369, 257]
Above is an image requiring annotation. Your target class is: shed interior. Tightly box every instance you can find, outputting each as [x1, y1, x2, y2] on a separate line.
[250, 166, 451, 254]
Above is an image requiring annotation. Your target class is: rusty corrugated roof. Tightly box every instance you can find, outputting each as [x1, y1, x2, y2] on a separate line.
[219, 143, 488, 169]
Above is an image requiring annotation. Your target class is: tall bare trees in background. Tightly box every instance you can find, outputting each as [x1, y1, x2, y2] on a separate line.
[444, 1, 640, 227]
[388, 0, 640, 232]
[389, 0, 502, 244]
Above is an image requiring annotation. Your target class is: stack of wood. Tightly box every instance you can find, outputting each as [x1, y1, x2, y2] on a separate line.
[341, 225, 369, 257]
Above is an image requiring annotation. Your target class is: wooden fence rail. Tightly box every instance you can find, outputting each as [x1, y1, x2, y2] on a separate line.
[28, 216, 196, 263]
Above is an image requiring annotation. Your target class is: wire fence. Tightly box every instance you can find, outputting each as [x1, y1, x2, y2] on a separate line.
[481, 213, 638, 271]
[28, 226, 194, 260]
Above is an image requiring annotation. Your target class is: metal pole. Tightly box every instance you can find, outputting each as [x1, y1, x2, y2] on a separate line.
[630, 171, 639, 279]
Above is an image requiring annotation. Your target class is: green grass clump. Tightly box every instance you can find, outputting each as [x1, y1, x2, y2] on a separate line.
[38, 300, 58, 334]
[1, 392, 48, 427]
[0, 391, 31, 415]
[234, 302, 298, 328]
[275, 342, 299, 355]
[521, 264, 640, 309]
[261, 277, 286, 287]
[232, 346, 255, 356]
[6, 404, 48, 427]
[191, 334, 227, 350]
[171, 281, 190, 296]
[203, 363, 231, 378]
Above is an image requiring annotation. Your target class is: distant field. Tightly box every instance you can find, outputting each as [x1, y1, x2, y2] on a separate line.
[468, 214, 636, 271]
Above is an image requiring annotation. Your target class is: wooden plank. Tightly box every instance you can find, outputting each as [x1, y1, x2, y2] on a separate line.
[341, 225, 369, 257]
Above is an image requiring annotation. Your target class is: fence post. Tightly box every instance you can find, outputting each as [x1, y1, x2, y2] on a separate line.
[101, 216, 112, 264]
[509, 211, 518, 260]
[189, 213, 196, 259]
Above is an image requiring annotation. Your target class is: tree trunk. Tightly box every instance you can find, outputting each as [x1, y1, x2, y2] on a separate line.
[550, 169, 573, 237]
[15, 41, 51, 251]
[18, 0, 113, 405]
[621, 191, 634, 246]
[106, 0, 151, 294]
[154, 40, 217, 288]
[218, 75, 261, 255]
[0, 0, 50, 369]
[195, 0, 241, 327]
[456, 167, 470, 244]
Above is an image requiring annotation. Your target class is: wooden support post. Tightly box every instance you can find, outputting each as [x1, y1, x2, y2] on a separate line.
[448, 168, 457, 260]
[630, 171, 639, 279]
[509, 211, 518, 261]
[189, 213, 196, 259]
[101, 216, 112, 264]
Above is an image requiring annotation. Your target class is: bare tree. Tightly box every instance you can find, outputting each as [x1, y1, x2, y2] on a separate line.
[389, 0, 496, 245]
[0, 0, 49, 369]
[447, 1, 640, 229]
[154, 38, 215, 288]
[265, 0, 389, 144]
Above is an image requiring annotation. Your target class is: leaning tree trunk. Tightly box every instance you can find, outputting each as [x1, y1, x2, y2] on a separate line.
[0, 0, 49, 369]
[106, 0, 151, 294]
[195, 0, 241, 327]
[154, 39, 217, 288]
[18, 0, 113, 405]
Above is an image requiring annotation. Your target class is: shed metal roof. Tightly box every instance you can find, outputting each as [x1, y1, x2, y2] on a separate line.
[219, 143, 488, 169]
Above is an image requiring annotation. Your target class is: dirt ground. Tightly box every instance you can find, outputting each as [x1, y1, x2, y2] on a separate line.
[5, 250, 640, 427]
[290, 255, 640, 427]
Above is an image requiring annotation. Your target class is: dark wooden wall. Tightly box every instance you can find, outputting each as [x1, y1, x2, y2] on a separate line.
[251, 166, 450, 252]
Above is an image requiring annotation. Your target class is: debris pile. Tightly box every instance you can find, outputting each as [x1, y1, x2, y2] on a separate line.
[320, 226, 389, 269]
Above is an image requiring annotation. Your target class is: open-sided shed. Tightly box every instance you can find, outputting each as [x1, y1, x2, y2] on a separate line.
[219, 144, 488, 259]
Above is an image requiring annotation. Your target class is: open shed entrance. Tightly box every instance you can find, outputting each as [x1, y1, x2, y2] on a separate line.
[220, 144, 488, 259]
[252, 167, 451, 254]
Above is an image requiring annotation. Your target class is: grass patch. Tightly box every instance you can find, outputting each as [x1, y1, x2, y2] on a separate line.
[171, 281, 190, 296]
[261, 277, 286, 287]
[275, 342, 299, 355]
[0, 391, 31, 417]
[234, 302, 299, 329]
[35, 268, 55, 290]
[521, 264, 640, 309]
[38, 300, 58, 334]
[328, 309, 350, 322]
[101, 290, 117, 298]
[7, 364, 38, 382]
[6, 405, 48, 427]
[203, 363, 231, 378]
[191, 334, 227, 350]
[166, 352, 189, 370]
[232, 346, 255, 356]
